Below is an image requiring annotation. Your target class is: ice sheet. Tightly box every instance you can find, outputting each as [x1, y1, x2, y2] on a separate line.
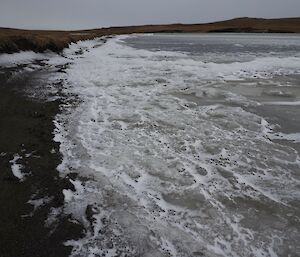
[53, 35, 300, 257]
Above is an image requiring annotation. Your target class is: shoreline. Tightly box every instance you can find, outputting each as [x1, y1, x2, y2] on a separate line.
[0, 32, 299, 257]
[1, 17, 300, 54]
[0, 66, 84, 257]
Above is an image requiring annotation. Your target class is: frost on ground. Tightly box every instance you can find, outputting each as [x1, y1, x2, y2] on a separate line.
[51, 35, 300, 257]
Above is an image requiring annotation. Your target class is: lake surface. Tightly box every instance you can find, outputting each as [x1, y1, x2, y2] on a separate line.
[55, 33, 300, 257]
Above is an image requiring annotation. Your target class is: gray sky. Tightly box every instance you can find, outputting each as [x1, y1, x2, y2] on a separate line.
[1, 0, 300, 30]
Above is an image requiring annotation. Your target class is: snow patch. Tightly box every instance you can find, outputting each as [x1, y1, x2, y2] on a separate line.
[10, 154, 26, 181]
[0, 51, 45, 67]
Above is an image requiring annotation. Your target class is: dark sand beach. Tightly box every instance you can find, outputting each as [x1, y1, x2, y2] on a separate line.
[0, 66, 84, 257]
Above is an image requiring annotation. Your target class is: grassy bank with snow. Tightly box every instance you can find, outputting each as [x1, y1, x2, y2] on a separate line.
[1, 17, 300, 54]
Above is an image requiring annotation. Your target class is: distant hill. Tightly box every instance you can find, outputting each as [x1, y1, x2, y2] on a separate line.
[1, 17, 300, 54]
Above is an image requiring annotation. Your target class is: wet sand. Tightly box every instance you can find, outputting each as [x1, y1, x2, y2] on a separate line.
[0, 67, 84, 257]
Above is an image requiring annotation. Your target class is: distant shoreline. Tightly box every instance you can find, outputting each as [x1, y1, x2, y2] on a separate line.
[1, 17, 300, 54]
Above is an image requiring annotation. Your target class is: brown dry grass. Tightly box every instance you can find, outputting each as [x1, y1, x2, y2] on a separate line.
[0, 29, 99, 53]
[1, 17, 300, 54]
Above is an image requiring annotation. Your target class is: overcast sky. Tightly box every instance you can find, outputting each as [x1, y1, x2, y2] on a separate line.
[1, 0, 300, 30]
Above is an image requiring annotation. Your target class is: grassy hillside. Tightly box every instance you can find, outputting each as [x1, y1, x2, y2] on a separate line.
[1, 17, 300, 54]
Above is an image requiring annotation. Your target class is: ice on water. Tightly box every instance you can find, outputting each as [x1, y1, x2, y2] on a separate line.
[54, 35, 300, 257]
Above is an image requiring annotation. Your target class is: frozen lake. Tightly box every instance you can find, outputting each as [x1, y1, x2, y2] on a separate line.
[53, 33, 300, 257]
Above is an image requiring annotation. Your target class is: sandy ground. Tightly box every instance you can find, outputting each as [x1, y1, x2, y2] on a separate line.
[0, 66, 84, 257]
